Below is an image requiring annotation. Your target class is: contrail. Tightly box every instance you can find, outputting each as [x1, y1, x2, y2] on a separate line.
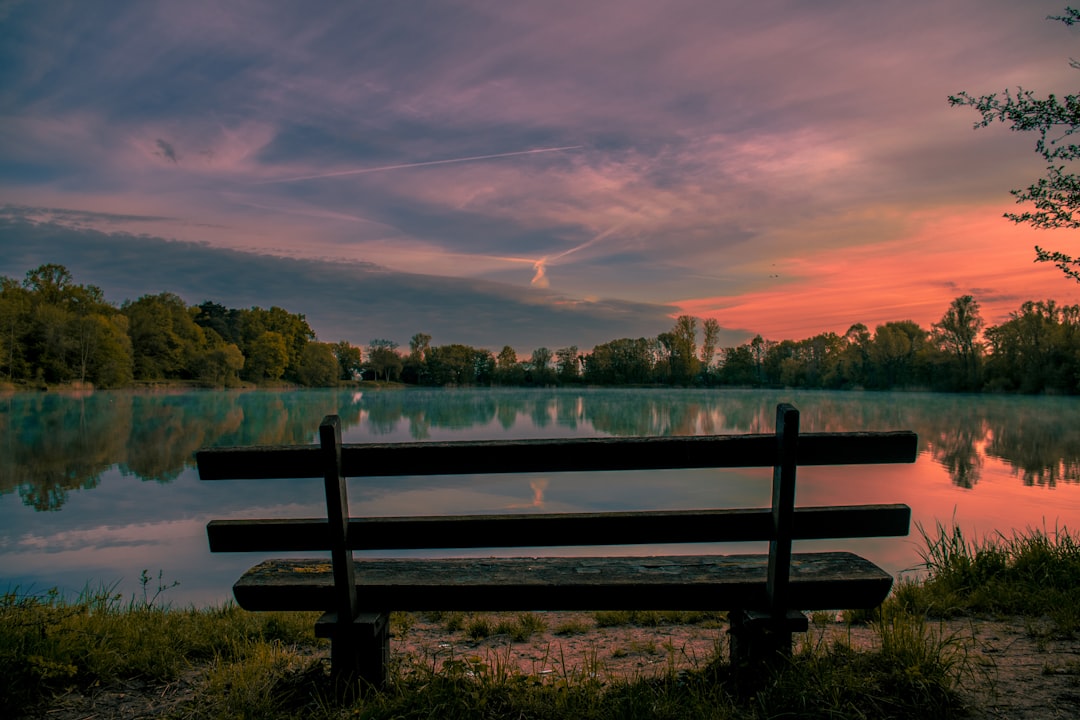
[257, 145, 582, 184]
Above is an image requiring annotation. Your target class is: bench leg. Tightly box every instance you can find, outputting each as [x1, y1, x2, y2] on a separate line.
[316, 611, 390, 695]
[728, 609, 808, 690]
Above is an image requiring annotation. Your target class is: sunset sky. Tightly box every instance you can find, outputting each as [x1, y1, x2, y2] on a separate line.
[2, 0, 1079, 351]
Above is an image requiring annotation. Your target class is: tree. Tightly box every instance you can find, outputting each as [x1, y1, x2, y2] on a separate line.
[555, 346, 580, 383]
[246, 331, 288, 380]
[425, 343, 490, 385]
[529, 347, 554, 384]
[583, 338, 655, 384]
[494, 345, 525, 385]
[331, 340, 363, 380]
[409, 333, 431, 362]
[659, 316, 699, 385]
[0, 277, 31, 380]
[700, 318, 721, 381]
[983, 299, 1080, 392]
[932, 295, 985, 390]
[950, 8, 1080, 281]
[123, 293, 207, 380]
[367, 339, 402, 382]
[197, 340, 245, 387]
[868, 321, 930, 389]
[298, 342, 341, 386]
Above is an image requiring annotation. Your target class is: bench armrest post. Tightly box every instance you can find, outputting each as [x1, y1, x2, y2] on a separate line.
[320, 416, 358, 625]
[767, 403, 798, 615]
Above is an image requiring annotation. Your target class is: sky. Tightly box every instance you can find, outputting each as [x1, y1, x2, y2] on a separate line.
[2, 0, 1079, 352]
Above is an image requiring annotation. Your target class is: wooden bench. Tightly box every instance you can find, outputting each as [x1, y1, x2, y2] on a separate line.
[196, 403, 916, 691]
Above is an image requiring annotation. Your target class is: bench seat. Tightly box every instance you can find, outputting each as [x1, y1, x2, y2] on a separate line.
[231, 552, 893, 612]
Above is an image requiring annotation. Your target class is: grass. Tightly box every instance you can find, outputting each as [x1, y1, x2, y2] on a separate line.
[0, 579, 317, 717]
[891, 521, 1080, 635]
[5, 523, 1073, 718]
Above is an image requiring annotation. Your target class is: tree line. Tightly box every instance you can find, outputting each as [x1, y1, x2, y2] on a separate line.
[0, 264, 362, 388]
[2, 264, 1078, 393]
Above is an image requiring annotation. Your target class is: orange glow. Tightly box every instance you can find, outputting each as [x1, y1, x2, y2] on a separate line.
[677, 206, 1080, 339]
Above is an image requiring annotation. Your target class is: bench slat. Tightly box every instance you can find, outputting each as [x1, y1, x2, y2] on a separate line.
[207, 504, 911, 552]
[231, 552, 893, 612]
[196, 431, 917, 480]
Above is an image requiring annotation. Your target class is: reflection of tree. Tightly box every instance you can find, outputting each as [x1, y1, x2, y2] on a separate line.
[983, 404, 1080, 487]
[5, 387, 1078, 512]
[927, 426, 984, 489]
[0, 392, 123, 510]
[1, 389, 366, 510]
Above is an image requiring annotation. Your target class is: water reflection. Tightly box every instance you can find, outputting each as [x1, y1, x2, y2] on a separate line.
[0, 389, 365, 511]
[2, 388, 1078, 511]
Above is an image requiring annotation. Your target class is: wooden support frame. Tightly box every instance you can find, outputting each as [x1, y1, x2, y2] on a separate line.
[317, 416, 389, 693]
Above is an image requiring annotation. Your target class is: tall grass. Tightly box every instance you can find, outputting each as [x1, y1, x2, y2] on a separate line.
[0, 580, 316, 717]
[898, 521, 1080, 633]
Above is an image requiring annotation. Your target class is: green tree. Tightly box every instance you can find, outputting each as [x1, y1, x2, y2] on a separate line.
[409, 332, 432, 362]
[528, 347, 554, 385]
[331, 341, 363, 380]
[555, 346, 580, 383]
[70, 313, 133, 387]
[984, 299, 1080, 393]
[245, 331, 288, 380]
[367, 339, 402, 382]
[583, 338, 655, 384]
[494, 345, 525, 385]
[0, 277, 31, 380]
[868, 320, 930, 389]
[950, 8, 1080, 280]
[932, 295, 986, 390]
[197, 340, 245, 387]
[658, 316, 699, 385]
[298, 342, 341, 386]
[700, 318, 721, 382]
[426, 344, 490, 385]
[122, 293, 208, 380]
[717, 344, 756, 385]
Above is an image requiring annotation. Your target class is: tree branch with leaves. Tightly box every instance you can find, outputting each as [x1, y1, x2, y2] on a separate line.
[950, 7, 1080, 281]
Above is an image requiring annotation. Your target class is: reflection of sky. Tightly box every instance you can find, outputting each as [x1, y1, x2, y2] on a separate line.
[2, 389, 1079, 607]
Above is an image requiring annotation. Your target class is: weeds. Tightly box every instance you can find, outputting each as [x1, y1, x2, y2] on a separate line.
[901, 521, 1080, 635]
[0, 580, 317, 717]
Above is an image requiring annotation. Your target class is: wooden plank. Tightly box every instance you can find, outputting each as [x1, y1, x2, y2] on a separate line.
[230, 552, 894, 612]
[206, 504, 911, 552]
[196, 431, 918, 481]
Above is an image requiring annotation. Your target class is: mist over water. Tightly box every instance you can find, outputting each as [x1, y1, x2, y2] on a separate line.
[1, 387, 1077, 606]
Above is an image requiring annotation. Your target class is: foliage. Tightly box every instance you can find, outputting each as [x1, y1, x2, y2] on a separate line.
[949, 7, 1080, 281]
[367, 339, 403, 382]
[331, 340, 363, 380]
[931, 295, 985, 391]
[297, 342, 341, 387]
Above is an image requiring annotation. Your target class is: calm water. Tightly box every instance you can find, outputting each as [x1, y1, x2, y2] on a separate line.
[2, 387, 1078, 606]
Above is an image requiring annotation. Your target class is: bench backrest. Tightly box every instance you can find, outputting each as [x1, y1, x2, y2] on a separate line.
[197, 403, 916, 619]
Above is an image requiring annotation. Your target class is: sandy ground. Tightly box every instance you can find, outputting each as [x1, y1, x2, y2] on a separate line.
[21, 613, 1080, 719]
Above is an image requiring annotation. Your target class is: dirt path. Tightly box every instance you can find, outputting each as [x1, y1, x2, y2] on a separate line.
[21, 614, 1080, 718]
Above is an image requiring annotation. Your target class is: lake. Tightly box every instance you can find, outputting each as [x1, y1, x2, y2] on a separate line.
[2, 387, 1078, 607]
